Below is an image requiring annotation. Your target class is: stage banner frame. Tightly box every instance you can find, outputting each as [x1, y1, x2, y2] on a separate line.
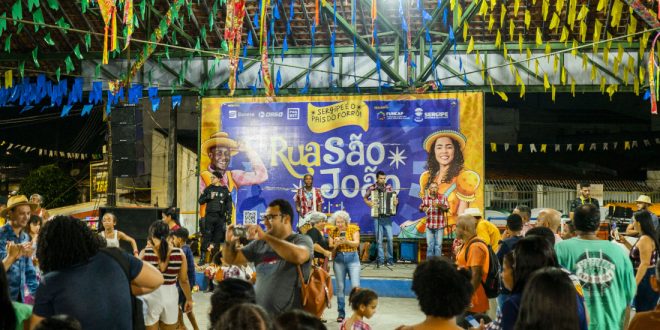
[199, 93, 484, 235]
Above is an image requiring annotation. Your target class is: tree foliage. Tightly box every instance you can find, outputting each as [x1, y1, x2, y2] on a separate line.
[19, 164, 79, 208]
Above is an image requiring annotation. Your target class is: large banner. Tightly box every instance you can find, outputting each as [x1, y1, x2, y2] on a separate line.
[200, 93, 484, 234]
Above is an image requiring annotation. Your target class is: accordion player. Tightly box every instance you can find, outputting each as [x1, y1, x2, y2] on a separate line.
[370, 190, 397, 217]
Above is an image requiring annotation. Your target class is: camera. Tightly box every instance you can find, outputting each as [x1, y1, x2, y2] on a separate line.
[232, 226, 247, 238]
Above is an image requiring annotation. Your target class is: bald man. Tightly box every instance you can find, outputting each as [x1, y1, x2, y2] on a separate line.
[536, 208, 563, 243]
[455, 214, 490, 315]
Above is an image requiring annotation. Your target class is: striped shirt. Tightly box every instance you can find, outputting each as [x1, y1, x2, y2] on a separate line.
[142, 247, 184, 285]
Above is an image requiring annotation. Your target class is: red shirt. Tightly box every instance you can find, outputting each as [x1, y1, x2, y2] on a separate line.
[420, 194, 449, 229]
[293, 187, 323, 218]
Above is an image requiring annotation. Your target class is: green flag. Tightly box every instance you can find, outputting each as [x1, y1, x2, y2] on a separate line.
[55, 67, 60, 82]
[64, 55, 74, 74]
[139, 0, 146, 20]
[73, 44, 83, 60]
[17, 23, 23, 34]
[4, 34, 11, 53]
[47, 0, 59, 10]
[84, 33, 91, 51]
[27, 0, 40, 12]
[81, 0, 88, 13]
[32, 47, 39, 68]
[0, 13, 6, 37]
[32, 9, 44, 32]
[221, 40, 228, 53]
[18, 61, 24, 78]
[11, 1, 23, 24]
[55, 17, 70, 33]
[43, 32, 54, 45]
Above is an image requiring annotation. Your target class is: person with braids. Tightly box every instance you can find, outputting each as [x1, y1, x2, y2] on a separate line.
[29, 216, 164, 329]
[419, 130, 480, 227]
[140, 220, 193, 329]
[617, 209, 660, 312]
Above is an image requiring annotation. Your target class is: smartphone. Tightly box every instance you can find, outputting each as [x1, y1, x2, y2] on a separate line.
[611, 222, 620, 241]
[465, 315, 480, 328]
[339, 231, 346, 238]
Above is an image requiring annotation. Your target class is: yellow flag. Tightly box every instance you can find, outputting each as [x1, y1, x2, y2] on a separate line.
[603, 46, 610, 64]
[536, 27, 543, 45]
[500, 4, 506, 27]
[600, 77, 606, 93]
[634, 76, 640, 95]
[457, 4, 463, 22]
[561, 67, 567, 85]
[560, 27, 568, 43]
[450, 0, 455, 10]
[509, 19, 515, 41]
[610, 0, 623, 27]
[514, 0, 521, 16]
[552, 85, 556, 101]
[490, 143, 498, 152]
[518, 144, 523, 153]
[488, 76, 494, 94]
[520, 82, 526, 98]
[4, 70, 12, 88]
[542, 1, 549, 21]
[577, 5, 589, 21]
[515, 71, 522, 85]
[580, 20, 587, 42]
[503, 43, 508, 58]
[495, 29, 502, 48]
[543, 73, 550, 90]
[526, 48, 532, 60]
[535, 59, 539, 76]
[519, 33, 523, 53]
[593, 20, 602, 52]
[623, 68, 629, 85]
[617, 44, 624, 62]
[490, 0, 496, 11]
[568, 0, 578, 29]
[578, 144, 585, 152]
[553, 55, 559, 73]
[467, 36, 474, 54]
[624, 141, 631, 150]
[540, 144, 547, 153]
[556, 0, 565, 12]
[572, 40, 578, 56]
[627, 57, 635, 74]
[496, 91, 508, 101]
[550, 13, 560, 30]
[640, 66, 645, 84]
[489, 13, 495, 31]
[545, 43, 551, 57]
[571, 78, 576, 97]
[524, 10, 531, 28]
[591, 64, 597, 81]
[464, 22, 469, 41]
[476, 50, 481, 65]
[597, 0, 606, 11]
[613, 57, 620, 73]
[479, 0, 488, 16]
[628, 16, 637, 43]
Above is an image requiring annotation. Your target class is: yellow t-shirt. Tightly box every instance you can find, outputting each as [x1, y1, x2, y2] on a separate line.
[330, 224, 360, 253]
[476, 220, 501, 252]
[0, 217, 5, 226]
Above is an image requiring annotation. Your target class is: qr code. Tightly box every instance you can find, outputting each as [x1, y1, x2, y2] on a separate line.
[243, 210, 258, 225]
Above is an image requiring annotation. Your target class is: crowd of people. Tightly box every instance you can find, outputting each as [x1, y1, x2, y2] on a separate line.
[2, 177, 660, 330]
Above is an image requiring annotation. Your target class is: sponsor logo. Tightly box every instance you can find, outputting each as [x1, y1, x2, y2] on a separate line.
[424, 111, 449, 119]
[413, 108, 424, 122]
[228, 110, 237, 119]
[287, 108, 300, 120]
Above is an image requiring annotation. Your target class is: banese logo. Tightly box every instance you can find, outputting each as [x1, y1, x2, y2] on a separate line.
[287, 108, 300, 120]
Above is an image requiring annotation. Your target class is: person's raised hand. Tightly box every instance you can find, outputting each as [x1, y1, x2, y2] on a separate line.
[6, 241, 22, 260]
[248, 224, 266, 240]
[225, 224, 235, 243]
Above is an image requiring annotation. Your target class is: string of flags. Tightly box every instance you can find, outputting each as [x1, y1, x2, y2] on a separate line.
[489, 138, 660, 153]
[0, 140, 102, 160]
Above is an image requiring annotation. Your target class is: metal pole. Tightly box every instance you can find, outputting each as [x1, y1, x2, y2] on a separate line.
[167, 98, 178, 207]
[106, 112, 116, 207]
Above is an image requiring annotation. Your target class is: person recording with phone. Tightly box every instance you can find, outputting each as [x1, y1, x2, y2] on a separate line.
[198, 172, 233, 264]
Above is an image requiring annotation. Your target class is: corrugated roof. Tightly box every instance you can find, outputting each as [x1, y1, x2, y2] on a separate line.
[486, 179, 653, 192]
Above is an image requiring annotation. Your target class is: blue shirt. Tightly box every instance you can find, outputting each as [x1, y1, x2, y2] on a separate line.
[182, 244, 195, 287]
[33, 251, 143, 330]
[0, 224, 39, 301]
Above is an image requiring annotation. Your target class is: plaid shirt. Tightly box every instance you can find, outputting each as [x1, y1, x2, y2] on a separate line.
[420, 194, 449, 229]
[0, 223, 39, 301]
[330, 224, 360, 253]
[293, 187, 323, 218]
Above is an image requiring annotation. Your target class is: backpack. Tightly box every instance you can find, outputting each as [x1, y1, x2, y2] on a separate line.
[101, 248, 146, 330]
[464, 238, 501, 298]
[296, 264, 333, 318]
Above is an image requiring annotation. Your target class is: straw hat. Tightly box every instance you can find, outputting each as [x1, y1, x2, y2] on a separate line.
[463, 207, 483, 218]
[636, 195, 652, 205]
[0, 195, 38, 218]
[201, 132, 239, 156]
[423, 130, 467, 152]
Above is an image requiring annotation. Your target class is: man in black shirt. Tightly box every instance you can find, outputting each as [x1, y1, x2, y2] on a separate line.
[198, 172, 233, 261]
[569, 182, 600, 220]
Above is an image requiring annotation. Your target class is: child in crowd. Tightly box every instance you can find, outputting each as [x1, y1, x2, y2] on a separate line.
[341, 288, 379, 330]
[171, 228, 200, 330]
[205, 250, 255, 291]
[99, 213, 139, 256]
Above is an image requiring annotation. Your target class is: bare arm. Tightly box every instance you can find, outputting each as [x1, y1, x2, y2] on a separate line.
[263, 234, 310, 265]
[131, 260, 165, 295]
[313, 243, 332, 257]
[635, 238, 653, 285]
[118, 231, 139, 255]
[29, 315, 45, 330]
[470, 265, 484, 291]
[177, 252, 194, 312]
[223, 225, 249, 266]
[231, 146, 268, 186]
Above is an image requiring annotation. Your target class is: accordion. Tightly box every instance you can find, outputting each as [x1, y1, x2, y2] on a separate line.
[371, 191, 396, 217]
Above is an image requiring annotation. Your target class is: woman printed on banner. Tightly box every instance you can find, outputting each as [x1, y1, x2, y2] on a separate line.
[400, 130, 480, 237]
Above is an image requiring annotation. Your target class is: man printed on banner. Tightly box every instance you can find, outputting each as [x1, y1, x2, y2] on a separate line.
[199, 132, 268, 218]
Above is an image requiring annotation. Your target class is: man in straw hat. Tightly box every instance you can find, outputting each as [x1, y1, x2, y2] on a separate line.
[625, 195, 659, 236]
[199, 131, 268, 217]
[0, 195, 39, 301]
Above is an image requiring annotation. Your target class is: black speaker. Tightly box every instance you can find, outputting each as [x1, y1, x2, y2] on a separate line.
[99, 207, 179, 251]
[110, 105, 144, 177]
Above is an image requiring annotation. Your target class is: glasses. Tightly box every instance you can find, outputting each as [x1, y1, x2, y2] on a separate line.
[261, 213, 283, 222]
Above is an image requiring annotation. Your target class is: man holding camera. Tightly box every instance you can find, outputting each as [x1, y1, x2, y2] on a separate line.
[198, 172, 233, 263]
[222, 199, 313, 315]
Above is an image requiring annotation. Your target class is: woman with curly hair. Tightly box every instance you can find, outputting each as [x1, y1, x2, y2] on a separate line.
[419, 130, 480, 226]
[30, 216, 163, 329]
